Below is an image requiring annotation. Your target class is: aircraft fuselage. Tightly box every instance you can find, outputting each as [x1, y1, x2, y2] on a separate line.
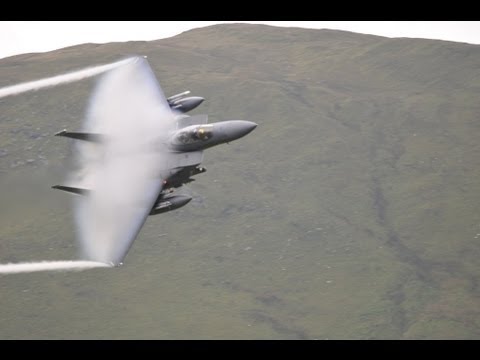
[52, 91, 257, 218]
[168, 120, 257, 152]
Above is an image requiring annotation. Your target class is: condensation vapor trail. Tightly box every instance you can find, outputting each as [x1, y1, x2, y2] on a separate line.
[0, 261, 112, 274]
[0, 57, 135, 274]
[0, 58, 134, 99]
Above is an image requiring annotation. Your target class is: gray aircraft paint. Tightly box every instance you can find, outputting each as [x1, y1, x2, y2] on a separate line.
[56, 56, 256, 266]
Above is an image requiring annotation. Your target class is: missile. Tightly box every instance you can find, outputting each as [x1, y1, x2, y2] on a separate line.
[150, 194, 192, 215]
[169, 96, 205, 113]
[167, 91, 190, 102]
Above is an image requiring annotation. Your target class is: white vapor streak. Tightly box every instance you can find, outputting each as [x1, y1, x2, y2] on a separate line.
[0, 261, 111, 274]
[0, 57, 139, 273]
[0, 58, 133, 99]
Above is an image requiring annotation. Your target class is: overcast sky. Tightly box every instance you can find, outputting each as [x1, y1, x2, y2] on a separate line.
[1, 21, 480, 60]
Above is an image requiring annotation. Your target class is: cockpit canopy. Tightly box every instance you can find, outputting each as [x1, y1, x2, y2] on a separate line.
[174, 125, 213, 145]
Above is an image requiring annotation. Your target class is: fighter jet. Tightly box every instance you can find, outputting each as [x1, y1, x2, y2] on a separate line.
[51, 57, 256, 266]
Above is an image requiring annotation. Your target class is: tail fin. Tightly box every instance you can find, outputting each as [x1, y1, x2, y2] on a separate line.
[52, 185, 90, 196]
[55, 129, 106, 143]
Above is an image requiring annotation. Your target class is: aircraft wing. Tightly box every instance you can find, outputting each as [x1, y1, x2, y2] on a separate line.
[75, 56, 175, 265]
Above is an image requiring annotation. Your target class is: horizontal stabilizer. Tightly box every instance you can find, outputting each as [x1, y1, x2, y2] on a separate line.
[55, 129, 106, 143]
[52, 185, 90, 196]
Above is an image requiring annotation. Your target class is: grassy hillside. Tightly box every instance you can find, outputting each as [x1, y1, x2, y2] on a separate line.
[0, 24, 479, 339]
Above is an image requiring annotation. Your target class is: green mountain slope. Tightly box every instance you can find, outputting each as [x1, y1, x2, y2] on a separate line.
[0, 23, 479, 339]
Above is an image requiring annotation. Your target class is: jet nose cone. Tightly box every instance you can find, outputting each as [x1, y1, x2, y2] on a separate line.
[226, 120, 257, 140]
[243, 121, 258, 134]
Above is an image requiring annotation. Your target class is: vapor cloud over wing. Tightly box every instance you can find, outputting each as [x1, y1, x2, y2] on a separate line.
[73, 57, 175, 265]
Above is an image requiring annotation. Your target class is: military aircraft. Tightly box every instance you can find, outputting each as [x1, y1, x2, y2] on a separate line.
[51, 57, 256, 266]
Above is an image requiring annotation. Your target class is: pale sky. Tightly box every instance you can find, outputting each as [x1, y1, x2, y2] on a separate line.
[1, 21, 480, 60]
